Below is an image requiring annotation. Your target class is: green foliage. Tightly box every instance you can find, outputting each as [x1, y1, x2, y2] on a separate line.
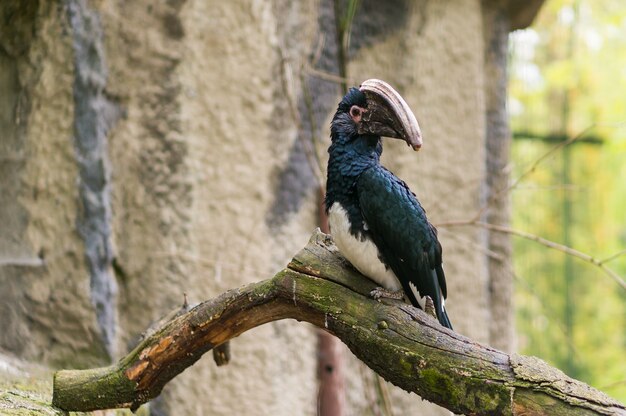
[509, 0, 626, 402]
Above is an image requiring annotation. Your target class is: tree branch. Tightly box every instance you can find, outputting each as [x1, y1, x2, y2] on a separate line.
[52, 231, 626, 415]
[437, 220, 626, 291]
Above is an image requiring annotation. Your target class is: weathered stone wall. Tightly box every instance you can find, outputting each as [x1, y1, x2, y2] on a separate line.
[0, 0, 527, 414]
[1, 1, 111, 368]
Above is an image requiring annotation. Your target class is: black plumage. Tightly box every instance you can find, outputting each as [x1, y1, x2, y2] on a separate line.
[325, 83, 452, 329]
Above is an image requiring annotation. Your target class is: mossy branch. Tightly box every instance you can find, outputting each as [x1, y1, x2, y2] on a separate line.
[52, 230, 626, 415]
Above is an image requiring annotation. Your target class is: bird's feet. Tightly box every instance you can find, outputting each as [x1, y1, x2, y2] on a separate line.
[423, 296, 438, 321]
[370, 287, 404, 301]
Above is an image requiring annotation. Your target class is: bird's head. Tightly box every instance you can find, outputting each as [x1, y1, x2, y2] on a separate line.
[333, 79, 422, 151]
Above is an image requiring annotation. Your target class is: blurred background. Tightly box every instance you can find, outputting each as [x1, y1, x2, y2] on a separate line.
[509, 0, 626, 403]
[0, 0, 623, 414]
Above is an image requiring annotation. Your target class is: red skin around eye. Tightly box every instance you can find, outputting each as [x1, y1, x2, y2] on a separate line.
[350, 105, 366, 123]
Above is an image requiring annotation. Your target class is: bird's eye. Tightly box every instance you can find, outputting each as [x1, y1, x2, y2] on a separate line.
[350, 106, 361, 118]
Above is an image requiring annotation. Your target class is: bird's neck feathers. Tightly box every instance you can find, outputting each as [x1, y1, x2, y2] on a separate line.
[326, 113, 382, 212]
[328, 113, 383, 165]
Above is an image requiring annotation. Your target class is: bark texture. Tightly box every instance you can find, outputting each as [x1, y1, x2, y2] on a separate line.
[53, 231, 626, 416]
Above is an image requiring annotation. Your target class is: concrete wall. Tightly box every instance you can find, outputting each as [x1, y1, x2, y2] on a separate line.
[0, 0, 525, 414]
[1, 1, 111, 368]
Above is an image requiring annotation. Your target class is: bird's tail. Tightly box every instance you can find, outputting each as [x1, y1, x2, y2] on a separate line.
[406, 267, 453, 330]
[438, 306, 453, 330]
[433, 265, 452, 330]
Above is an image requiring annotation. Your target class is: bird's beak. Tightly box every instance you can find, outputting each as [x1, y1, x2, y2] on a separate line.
[358, 79, 422, 151]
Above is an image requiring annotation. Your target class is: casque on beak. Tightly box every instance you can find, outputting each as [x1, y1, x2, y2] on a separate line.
[357, 79, 422, 151]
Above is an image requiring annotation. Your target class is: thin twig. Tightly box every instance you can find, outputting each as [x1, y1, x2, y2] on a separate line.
[474, 120, 626, 222]
[311, 33, 326, 68]
[442, 229, 592, 356]
[600, 379, 626, 391]
[441, 228, 596, 356]
[342, 0, 360, 66]
[438, 228, 508, 262]
[473, 125, 594, 222]
[599, 249, 626, 265]
[300, 70, 327, 185]
[374, 375, 394, 416]
[333, 0, 348, 92]
[513, 184, 582, 191]
[304, 63, 354, 86]
[436, 220, 626, 291]
[357, 363, 382, 416]
[0, 257, 45, 267]
[276, 44, 325, 186]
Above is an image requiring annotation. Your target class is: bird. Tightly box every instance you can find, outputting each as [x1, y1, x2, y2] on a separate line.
[325, 79, 452, 329]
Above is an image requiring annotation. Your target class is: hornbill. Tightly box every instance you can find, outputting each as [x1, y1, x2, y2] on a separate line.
[325, 79, 452, 329]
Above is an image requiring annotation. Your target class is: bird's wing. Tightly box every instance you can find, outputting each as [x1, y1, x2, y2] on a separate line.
[357, 166, 451, 328]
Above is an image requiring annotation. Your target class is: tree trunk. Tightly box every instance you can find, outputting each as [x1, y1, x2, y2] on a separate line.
[481, 1, 515, 353]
